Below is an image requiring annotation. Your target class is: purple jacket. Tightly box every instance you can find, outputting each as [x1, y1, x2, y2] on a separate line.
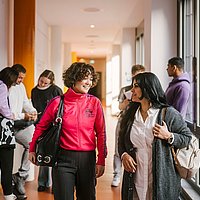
[165, 72, 191, 119]
[0, 80, 13, 119]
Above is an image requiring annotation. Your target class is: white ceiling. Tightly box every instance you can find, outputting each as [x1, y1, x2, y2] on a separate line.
[37, 0, 144, 58]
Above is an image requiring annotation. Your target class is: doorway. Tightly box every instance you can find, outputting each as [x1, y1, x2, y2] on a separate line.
[89, 72, 102, 101]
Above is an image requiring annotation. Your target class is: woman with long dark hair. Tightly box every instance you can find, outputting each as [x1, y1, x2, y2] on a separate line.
[0, 67, 18, 200]
[118, 72, 192, 200]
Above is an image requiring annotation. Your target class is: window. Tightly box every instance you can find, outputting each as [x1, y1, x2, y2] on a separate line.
[178, 0, 200, 193]
[136, 33, 144, 65]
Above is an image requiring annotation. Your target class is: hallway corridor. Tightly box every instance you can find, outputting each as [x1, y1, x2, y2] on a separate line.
[0, 107, 121, 200]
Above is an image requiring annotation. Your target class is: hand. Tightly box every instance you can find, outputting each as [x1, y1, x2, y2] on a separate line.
[121, 153, 137, 173]
[119, 99, 130, 110]
[96, 165, 105, 178]
[152, 121, 171, 140]
[31, 111, 38, 121]
[24, 112, 37, 121]
[29, 152, 36, 164]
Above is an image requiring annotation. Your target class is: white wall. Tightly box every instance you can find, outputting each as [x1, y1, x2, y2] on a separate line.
[144, 0, 177, 90]
[36, 14, 64, 89]
[111, 45, 121, 115]
[106, 57, 112, 106]
[50, 26, 63, 89]
[0, 0, 9, 69]
[35, 14, 50, 84]
[121, 28, 136, 87]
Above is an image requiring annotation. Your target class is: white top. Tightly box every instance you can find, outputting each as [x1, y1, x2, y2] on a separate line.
[130, 107, 159, 200]
[9, 83, 36, 120]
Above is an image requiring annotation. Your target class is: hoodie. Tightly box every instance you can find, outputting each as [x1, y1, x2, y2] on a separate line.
[165, 72, 191, 119]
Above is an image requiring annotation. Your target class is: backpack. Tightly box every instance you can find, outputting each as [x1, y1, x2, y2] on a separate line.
[171, 135, 200, 179]
[161, 107, 200, 179]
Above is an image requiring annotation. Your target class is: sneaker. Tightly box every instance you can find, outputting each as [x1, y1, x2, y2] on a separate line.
[15, 194, 27, 200]
[111, 175, 120, 187]
[4, 194, 17, 200]
[13, 186, 27, 200]
[12, 173, 25, 195]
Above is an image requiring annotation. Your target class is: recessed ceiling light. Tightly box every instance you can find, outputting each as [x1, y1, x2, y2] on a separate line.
[86, 35, 99, 38]
[90, 24, 95, 28]
[83, 7, 101, 13]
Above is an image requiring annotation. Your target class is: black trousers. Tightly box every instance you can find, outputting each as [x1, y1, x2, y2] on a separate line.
[0, 147, 14, 195]
[52, 149, 96, 200]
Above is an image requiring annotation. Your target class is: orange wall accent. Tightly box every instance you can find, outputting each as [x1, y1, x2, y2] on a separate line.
[14, 0, 35, 98]
[71, 52, 77, 63]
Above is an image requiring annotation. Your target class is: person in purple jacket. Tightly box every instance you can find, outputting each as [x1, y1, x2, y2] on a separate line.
[165, 57, 191, 119]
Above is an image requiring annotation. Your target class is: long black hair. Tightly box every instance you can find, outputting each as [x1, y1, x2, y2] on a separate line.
[119, 72, 168, 137]
[133, 72, 168, 108]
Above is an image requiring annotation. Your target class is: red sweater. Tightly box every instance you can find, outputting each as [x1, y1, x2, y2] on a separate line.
[29, 88, 107, 165]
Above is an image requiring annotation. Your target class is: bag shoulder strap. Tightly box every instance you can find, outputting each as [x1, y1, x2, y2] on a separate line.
[55, 95, 64, 122]
[161, 107, 167, 122]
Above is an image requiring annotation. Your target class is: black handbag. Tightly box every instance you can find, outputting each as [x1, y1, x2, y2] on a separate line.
[35, 95, 64, 167]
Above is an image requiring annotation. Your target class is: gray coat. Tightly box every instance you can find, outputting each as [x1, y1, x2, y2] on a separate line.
[118, 104, 192, 200]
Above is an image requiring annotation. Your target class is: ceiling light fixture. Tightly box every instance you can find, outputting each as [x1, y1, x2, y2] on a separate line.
[90, 24, 95, 28]
[86, 35, 99, 38]
[83, 7, 101, 13]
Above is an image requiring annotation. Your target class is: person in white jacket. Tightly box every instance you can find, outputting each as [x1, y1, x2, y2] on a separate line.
[9, 64, 37, 200]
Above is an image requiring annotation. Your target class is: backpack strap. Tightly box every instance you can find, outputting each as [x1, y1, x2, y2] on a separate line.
[161, 107, 167, 122]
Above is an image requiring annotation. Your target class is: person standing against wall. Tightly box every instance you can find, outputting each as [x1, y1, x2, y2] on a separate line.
[31, 69, 63, 192]
[165, 57, 191, 119]
[0, 67, 18, 200]
[9, 64, 37, 199]
[111, 64, 145, 187]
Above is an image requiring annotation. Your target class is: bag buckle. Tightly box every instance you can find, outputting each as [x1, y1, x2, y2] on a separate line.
[55, 117, 62, 123]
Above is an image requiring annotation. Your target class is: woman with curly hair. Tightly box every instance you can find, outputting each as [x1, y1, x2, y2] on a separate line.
[29, 62, 107, 200]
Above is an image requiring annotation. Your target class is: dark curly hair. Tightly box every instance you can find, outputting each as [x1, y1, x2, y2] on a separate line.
[63, 62, 99, 88]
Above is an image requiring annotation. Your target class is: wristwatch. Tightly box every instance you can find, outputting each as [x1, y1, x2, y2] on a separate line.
[167, 133, 174, 144]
